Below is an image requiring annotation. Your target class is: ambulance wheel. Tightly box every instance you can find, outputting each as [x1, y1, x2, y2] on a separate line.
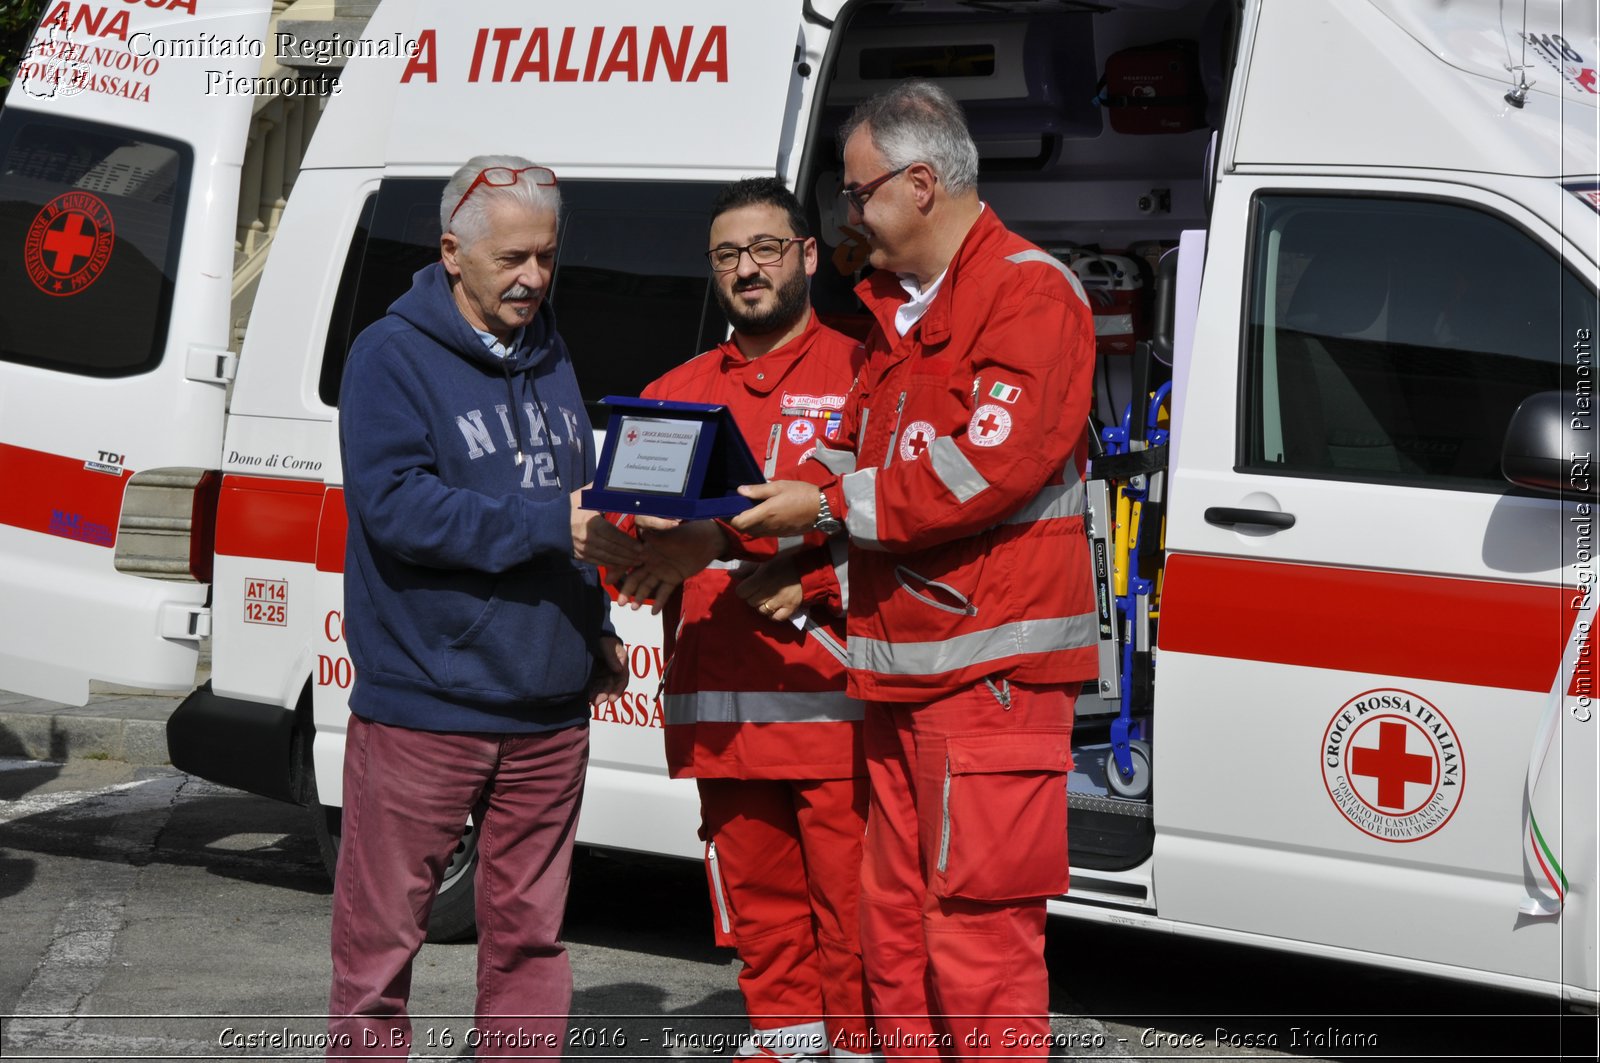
[1106, 739, 1152, 800]
[300, 729, 480, 943]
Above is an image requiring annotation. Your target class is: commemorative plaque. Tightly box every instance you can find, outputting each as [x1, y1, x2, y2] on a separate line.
[582, 396, 764, 519]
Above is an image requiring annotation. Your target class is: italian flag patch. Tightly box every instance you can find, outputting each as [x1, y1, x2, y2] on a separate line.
[988, 381, 1021, 403]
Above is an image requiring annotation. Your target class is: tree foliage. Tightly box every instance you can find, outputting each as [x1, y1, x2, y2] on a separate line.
[1, 0, 49, 103]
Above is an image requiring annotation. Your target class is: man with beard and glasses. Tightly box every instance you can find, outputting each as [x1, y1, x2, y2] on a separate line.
[610, 177, 873, 1062]
[330, 154, 643, 1058]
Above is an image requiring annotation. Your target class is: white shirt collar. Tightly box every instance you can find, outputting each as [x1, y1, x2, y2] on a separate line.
[890, 203, 985, 337]
[894, 268, 948, 337]
[474, 326, 525, 359]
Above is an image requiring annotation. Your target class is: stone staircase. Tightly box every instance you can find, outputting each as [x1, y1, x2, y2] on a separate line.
[115, 470, 206, 581]
[230, 0, 378, 345]
[274, 0, 381, 65]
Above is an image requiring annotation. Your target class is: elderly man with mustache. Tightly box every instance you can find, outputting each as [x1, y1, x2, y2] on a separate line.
[330, 154, 644, 1059]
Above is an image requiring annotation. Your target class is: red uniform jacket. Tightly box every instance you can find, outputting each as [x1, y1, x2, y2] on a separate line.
[644, 313, 867, 779]
[803, 208, 1100, 701]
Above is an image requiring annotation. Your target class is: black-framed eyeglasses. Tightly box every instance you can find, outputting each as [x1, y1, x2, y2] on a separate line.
[448, 165, 558, 224]
[839, 165, 911, 212]
[705, 237, 802, 272]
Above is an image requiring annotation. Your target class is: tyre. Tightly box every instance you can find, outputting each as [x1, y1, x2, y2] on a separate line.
[301, 727, 479, 943]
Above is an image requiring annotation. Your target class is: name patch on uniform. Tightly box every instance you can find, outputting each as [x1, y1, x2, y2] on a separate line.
[780, 392, 847, 414]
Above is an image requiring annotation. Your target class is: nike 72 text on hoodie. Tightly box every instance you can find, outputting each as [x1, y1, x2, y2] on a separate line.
[338, 262, 610, 733]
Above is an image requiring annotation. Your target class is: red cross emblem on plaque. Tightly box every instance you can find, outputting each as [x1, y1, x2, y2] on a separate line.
[625, 429, 639, 444]
[1350, 720, 1434, 810]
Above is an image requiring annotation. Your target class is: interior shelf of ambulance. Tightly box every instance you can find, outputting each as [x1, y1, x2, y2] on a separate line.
[807, 0, 1230, 871]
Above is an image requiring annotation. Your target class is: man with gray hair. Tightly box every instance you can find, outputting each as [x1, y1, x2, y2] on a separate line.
[329, 154, 643, 1057]
[732, 82, 1099, 1057]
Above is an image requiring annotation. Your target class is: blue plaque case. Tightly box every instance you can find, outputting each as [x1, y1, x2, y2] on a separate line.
[581, 396, 765, 519]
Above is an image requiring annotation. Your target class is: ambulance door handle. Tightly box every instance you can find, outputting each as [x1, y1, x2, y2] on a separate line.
[1204, 507, 1296, 530]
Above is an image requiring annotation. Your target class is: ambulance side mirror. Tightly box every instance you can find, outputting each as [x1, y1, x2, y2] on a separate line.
[1501, 390, 1588, 496]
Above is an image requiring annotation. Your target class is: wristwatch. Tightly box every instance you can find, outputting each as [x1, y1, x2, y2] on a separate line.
[814, 490, 843, 535]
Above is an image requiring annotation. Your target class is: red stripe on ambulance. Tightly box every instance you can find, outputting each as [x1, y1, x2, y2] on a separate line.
[1160, 554, 1576, 693]
[317, 488, 347, 574]
[0, 441, 128, 548]
[213, 474, 323, 564]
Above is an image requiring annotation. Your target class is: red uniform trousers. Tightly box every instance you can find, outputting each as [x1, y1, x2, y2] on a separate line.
[859, 683, 1073, 1061]
[328, 714, 588, 1059]
[699, 776, 872, 1055]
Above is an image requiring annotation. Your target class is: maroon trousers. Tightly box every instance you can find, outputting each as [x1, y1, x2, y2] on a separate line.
[328, 714, 588, 1059]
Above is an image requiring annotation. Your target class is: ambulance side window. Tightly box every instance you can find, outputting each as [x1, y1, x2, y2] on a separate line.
[317, 179, 723, 411]
[1243, 195, 1588, 490]
[319, 182, 441, 407]
[0, 113, 191, 376]
[554, 181, 724, 414]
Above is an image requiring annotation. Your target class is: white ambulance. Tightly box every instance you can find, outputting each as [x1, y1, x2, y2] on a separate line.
[0, 0, 1594, 1003]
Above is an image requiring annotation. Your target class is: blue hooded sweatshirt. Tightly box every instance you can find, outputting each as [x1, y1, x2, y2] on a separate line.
[338, 262, 609, 733]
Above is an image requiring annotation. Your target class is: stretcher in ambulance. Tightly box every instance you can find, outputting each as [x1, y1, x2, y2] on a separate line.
[0, 0, 1594, 1002]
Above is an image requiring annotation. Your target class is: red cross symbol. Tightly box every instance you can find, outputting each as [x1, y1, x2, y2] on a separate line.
[1578, 67, 1598, 94]
[1351, 720, 1433, 810]
[43, 212, 96, 274]
[625, 429, 638, 444]
[976, 412, 1002, 437]
[907, 431, 928, 457]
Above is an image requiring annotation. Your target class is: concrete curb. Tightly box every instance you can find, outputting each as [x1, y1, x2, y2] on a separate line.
[0, 691, 183, 767]
[0, 712, 172, 767]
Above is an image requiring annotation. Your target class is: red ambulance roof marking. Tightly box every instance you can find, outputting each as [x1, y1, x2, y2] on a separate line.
[0, 441, 127, 547]
[404, 24, 727, 84]
[1161, 554, 1576, 693]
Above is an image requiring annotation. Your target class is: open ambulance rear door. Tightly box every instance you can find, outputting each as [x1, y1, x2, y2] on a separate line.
[0, 0, 273, 704]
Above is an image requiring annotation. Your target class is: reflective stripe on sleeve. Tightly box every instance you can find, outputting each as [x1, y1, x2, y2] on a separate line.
[928, 436, 989, 503]
[850, 612, 1098, 677]
[829, 535, 849, 613]
[1002, 479, 1085, 525]
[1005, 249, 1091, 308]
[665, 689, 865, 725]
[813, 444, 857, 476]
[841, 466, 884, 550]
